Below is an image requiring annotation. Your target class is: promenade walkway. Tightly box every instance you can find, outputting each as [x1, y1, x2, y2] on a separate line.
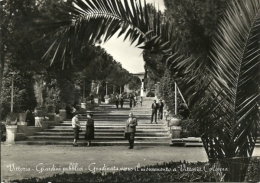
[2, 97, 260, 181]
[1, 145, 260, 181]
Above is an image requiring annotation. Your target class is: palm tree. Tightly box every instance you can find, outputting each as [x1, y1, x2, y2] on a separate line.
[172, 0, 260, 181]
[40, 0, 260, 181]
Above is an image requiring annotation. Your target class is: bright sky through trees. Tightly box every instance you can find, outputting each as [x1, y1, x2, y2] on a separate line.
[100, 0, 165, 74]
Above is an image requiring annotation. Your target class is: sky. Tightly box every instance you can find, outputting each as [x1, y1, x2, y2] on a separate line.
[100, 0, 165, 74]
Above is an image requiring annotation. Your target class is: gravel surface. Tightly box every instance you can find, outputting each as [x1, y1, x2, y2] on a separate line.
[1, 145, 260, 182]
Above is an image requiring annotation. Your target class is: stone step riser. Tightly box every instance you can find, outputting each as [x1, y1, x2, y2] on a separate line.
[76, 117, 152, 120]
[14, 140, 260, 146]
[61, 122, 164, 125]
[55, 122, 166, 125]
[66, 118, 152, 121]
[65, 116, 161, 119]
[84, 110, 152, 112]
[44, 129, 168, 133]
[15, 141, 171, 146]
[57, 123, 166, 126]
[34, 133, 169, 137]
[49, 127, 167, 130]
[100, 109, 153, 111]
[26, 136, 170, 140]
[79, 114, 152, 116]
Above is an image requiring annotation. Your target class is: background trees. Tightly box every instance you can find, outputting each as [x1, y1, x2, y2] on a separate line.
[0, 0, 140, 120]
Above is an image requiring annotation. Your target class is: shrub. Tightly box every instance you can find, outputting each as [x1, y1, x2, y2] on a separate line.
[146, 91, 155, 97]
[180, 119, 200, 137]
[1, 122, 6, 142]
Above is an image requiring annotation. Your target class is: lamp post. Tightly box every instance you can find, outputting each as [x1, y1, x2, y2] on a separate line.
[83, 76, 86, 99]
[113, 82, 116, 94]
[106, 82, 108, 96]
[175, 82, 178, 115]
[157, 82, 160, 94]
[10, 72, 15, 113]
[113, 84, 114, 94]
[141, 79, 144, 97]
[91, 80, 95, 93]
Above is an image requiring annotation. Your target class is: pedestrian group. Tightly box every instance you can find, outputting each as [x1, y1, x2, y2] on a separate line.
[72, 97, 167, 149]
[72, 113, 95, 147]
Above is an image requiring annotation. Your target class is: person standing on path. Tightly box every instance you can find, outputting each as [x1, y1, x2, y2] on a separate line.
[140, 96, 143, 106]
[179, 103, 190, 119]
[151, 100, 158, 123]
[72, 113, 81, 146]
[120, 97, 124, 108]
[158, 99, 164, 120]
[133, 95, 136, 107]
[124, 112, 138, 149]
[115, 95, 119, 108]
[85, 113, 95, 146]
[129, 98, 133, 108]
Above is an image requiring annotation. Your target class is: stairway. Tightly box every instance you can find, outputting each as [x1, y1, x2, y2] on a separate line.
[16, 97, 171, 146]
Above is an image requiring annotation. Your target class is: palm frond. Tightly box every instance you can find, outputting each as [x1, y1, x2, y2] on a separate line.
[38, 0, 173, 65]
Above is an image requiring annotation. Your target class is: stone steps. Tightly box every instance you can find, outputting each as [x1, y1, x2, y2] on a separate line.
[15, 140, 171, 146]
[15, 97, 170, 146]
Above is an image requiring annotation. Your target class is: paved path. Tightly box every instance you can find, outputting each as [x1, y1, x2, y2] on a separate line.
[1, 145, 260, 181]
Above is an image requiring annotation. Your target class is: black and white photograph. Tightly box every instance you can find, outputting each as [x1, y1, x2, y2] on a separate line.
[1, 0, 260, 182]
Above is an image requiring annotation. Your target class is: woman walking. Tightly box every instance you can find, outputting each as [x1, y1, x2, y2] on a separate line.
[85, 113, 95, 146]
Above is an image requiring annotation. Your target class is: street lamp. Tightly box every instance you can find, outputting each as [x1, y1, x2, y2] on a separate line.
[157, 82, 160, 94]
[113, 82, 116, 94]
[82, 76, 86, 99]
[106, 82, 108, 96]
[9, 72, 16, 113]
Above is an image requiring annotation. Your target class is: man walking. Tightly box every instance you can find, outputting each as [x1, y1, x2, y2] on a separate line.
[115, 95, 119, 108]
[124, 112, 138, 149]
[72, 113, 81, 146]
[158, 99, 164, 120]
[151, 100, 158, 123]
[120, 97, 124, 108]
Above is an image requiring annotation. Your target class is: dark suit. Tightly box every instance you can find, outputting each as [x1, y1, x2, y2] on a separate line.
[129, 99, 133, 108]
[115, 97, 119, 108]
[120, 98, 124, 108]
[85, 118, 94, 140]
[125, 117, 137, 148]
[151, 103, 158, 123]
[158, 102, 164, 120]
